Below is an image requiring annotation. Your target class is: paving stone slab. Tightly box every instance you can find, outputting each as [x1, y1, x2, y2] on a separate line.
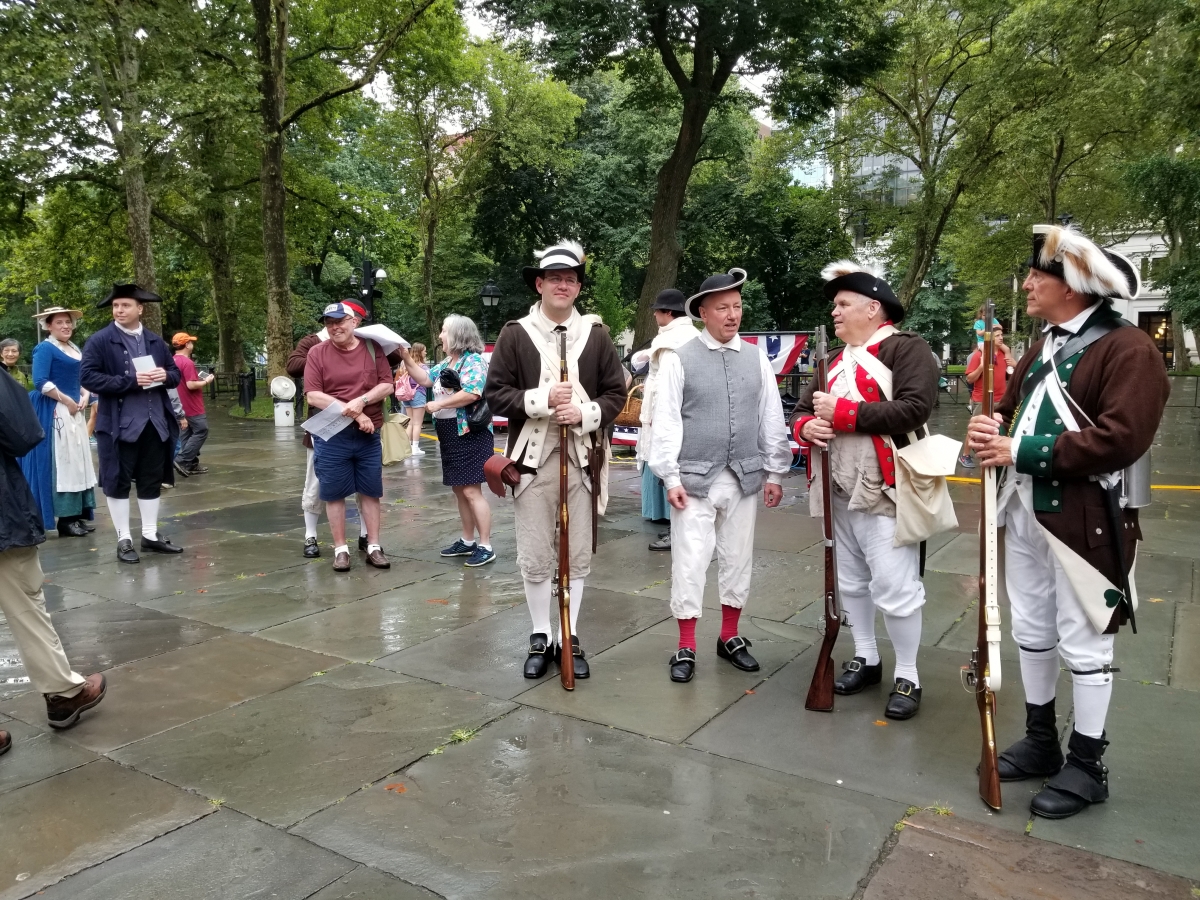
[31, 809, 358, 900]
[0, 719, 96, 797]
[257, 572, 524, 663]
[2, 633, 337, 753]
[1136, 552, 1194, 605]
[1136, 517, 1200, 559]
[865, 811, 1195, 900]
[1029, 679, 1200, 880]
[0, 759, 212, 900]
[292, 707, 906, 900]
[307, 866, 442, 900]
[752, 507, 825, 553]
[162, 496, 311, 533]
[521, 615, 808, 743]
[374, 588, 671, 700]
[1170, 602, 1200, 690]
[925, 532, 979, 576]
[582, 533, 674, 595]
[110, 664, 515, 827]
[688, 644, 1051, 832]
[39, 583, 108, 614]
[35, 601, 228, 675]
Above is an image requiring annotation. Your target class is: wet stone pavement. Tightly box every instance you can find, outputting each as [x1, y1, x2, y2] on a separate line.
[2, 397, 1199, 899]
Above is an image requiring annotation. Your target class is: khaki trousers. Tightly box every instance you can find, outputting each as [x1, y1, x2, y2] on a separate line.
[513, 450, 592, 581]
[0, 546, 85, 696]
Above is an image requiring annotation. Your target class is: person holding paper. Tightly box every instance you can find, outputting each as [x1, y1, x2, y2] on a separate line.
[80, 284, 184, 564]
[303, 302, 395, 572]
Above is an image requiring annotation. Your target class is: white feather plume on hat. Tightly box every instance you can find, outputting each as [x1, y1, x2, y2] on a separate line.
[820, 259, 881, 282]
[1035, 225, 1132, 300]
[534, 239, 585, 265]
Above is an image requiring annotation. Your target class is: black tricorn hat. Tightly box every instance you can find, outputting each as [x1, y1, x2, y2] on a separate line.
[651, 288, 686, 314]
[820, 261, 904, 323]
[522, 240, 586, 293]
[98, 283, 163, 308]
[685, 268, 747, 320]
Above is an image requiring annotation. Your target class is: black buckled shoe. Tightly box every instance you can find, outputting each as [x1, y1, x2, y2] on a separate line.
[884, 678, 923, 720]
[1030, 730, 1109, 819]
[555, 635, 590, 679]
[303, 537, 321, 559]
[998, 700, 1064, 781]
[58, 518, 88, 537]
[669, 648, 696, 683]
[716, 635, 759, 672]
[834, 657, 883, 695]
[523, 633, 554, 679]
[83, 520, 96, 532]
[116, 539, 140, 564]
[141, 535, 183, 554]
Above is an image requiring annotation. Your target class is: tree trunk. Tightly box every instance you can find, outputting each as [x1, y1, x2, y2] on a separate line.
[422, 206, 439, 358]
[203, 200, 244, 374]
[122, 158, 161, 335]
[632, 96, 713, 346]
[895, 182, 964, 309]
[253, 0, 292, 378]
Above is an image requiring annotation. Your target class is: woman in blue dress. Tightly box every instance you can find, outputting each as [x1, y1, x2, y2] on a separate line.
[19, 307, 97, 537]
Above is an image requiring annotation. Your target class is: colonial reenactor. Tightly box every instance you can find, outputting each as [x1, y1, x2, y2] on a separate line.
[633, 288, 699, 551]
[969, 225, 1170, 818]
[80, 284, 184, 564]
[484, 240, 627, 680]
[648, 269, 792, 683]
[793, 262, 941, 719]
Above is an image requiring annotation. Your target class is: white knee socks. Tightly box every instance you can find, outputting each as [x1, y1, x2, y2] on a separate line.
[523, 577, 584, 640]
[1071, 680, 1112, 739]
[883, 611, 922, 687]
[303, 510, 320, 540]
[107, 497, 131, 542]
[524, 578, 553, 637]
[841, 591, 880, 666]
[1019, 647, 1061, 706]
[138, 498, 160, 540]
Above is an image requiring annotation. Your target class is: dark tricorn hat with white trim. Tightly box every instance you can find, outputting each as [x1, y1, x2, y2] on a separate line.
[523, 240, 586, 293]
[821, 261, 904, 323]
[98, 283, 163, 308]
[685, 268, 747, 320]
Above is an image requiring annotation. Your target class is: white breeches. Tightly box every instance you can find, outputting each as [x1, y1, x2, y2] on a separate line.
[302, 447, 323, 515]
[1003, 496, 1115, 684]
[832, 493, 925, 618]
[669, 467, 757, 619]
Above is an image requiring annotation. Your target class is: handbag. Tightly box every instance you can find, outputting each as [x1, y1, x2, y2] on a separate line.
[614, 383, 642, 427]
[380, 403, 412, 465]
[439, 361, 492, 433]
[483, 453, 521, 498]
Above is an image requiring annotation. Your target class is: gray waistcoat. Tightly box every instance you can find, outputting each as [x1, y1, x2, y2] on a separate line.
[675, 337, 765, 498]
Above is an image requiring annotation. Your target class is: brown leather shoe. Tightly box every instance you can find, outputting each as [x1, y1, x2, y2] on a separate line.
[45, 673, 106, 729]
[366, 548, 390, 569]
[0, 730, 10, 756]
[333, 551, 351, 572]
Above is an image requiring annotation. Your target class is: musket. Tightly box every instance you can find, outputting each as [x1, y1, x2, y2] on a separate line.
[805, 325, 842, 712]
[555, 329, 576, 691]
[963, 299, 1002, 810]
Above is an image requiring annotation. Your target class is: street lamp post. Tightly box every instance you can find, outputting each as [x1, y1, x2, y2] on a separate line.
[479, 281, 502, 343]
[353, 258, 387, 319]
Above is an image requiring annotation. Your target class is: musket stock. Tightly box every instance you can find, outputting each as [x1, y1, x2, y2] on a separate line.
[805, 326, 841, 712]
[557, 330, 575, 691]
[968, 301, 1002, 810]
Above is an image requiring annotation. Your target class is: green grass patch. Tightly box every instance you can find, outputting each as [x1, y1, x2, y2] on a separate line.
[227, 394, 277, 420]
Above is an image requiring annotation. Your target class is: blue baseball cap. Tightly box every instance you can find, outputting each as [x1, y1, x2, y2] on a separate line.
[319, 302, 357, 322]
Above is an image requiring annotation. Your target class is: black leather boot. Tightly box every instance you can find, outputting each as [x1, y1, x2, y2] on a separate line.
[997, 700, 1064, 781]
[834, 657, 883, 695]
[1030, 730, 1109, 819]
[523, 633, 554, 679]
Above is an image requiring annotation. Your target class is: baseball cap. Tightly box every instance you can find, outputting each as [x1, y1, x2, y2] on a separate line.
[171, 332, 199, 348]
[319, 302, 359, 321]
[342, 300, 368, 319]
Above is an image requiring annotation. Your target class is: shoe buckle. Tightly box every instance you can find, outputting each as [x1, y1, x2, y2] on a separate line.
[725, 636, 750, 652]
[844, 659, 863, 673]
[895, 681, 914, 697]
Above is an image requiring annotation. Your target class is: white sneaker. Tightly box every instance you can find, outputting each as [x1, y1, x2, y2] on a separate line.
[411, 445, 426, 457]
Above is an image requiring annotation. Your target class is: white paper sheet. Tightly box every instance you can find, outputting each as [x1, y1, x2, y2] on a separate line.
[301, 400, 353, 441]
[353, 324, 409, 357]
[132, 354, 162, 390]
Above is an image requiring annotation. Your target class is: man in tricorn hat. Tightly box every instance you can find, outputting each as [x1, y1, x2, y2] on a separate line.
[80, 284, 184, 564]
[632, 288, 698, 551]
[649, 269, 792, 683]
[792, 262, 941, 719]
[484, 240, 628, 681]
[969, 225, 1169, 818]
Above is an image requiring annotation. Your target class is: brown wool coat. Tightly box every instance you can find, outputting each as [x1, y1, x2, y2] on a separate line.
[484, 318, 627, 469]
[997, 324, 1170, 592]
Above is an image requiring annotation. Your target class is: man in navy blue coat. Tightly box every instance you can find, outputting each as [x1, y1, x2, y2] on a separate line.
[80, 284, 184, 564]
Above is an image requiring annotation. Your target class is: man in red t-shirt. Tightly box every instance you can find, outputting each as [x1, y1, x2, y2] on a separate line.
[172, 332, 216, 477]
[959, 323, 1016, 468]
[304, 302, 395, 572]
